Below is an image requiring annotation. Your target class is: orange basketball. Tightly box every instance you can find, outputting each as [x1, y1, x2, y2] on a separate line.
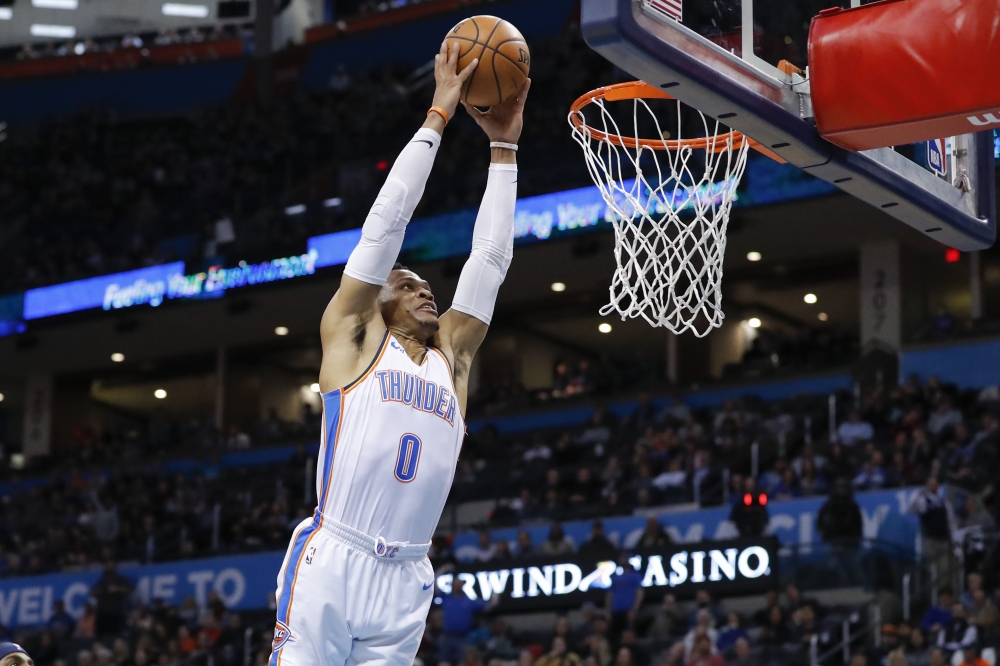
[444, 15, 530, 108]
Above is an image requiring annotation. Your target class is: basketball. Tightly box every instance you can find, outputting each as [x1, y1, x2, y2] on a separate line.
[444, 15, 531, 107]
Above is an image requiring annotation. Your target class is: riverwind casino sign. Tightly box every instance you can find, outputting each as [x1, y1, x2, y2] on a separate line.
[435, 538, 777, 612]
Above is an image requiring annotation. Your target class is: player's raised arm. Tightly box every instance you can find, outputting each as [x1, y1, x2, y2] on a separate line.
[319, 43, 477, 390]
[437, 79, 530, 412]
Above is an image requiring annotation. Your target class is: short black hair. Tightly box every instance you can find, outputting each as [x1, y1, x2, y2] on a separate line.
[392, 262, 409, 272]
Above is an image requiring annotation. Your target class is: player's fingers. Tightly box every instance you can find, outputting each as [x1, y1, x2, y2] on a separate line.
[449, 42, 461, 68]
[460, 100, 484, 118]
[437, 41, 447, 69]
[515, 78, 531, 110]
[457, 57, 479, 82]
[514, 79, 531, 113]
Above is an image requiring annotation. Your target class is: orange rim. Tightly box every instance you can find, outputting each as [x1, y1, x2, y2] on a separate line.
[570, 81, 785, 162]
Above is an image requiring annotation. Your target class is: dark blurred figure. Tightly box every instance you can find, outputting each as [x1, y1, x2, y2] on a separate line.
[91, 561, 133, 638]
[578, 521, 618, 564]
[907, 477, 954, 579]
[46, 600, 75, 640]
[816, 479, 864, 585]
[438, 578, 489, 666]
[636, 516, 672, 549]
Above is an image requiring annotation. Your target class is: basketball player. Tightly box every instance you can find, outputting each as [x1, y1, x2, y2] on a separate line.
[269, 42, 529, 666]
[0, 644, 32, 666]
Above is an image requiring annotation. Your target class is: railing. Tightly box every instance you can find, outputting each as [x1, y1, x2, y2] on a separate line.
[0, 38, 246, 82]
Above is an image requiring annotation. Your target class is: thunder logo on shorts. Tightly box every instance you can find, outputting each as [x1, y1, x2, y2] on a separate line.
[273, 621, 295, 651]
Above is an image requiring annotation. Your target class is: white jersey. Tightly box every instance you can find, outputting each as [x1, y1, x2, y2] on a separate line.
[315, 331, 464, 545]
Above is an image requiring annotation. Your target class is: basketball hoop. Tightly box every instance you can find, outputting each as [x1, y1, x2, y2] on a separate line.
[569, 81, 769, 337]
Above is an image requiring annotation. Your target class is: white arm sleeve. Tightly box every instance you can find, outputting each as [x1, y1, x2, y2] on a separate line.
[451, 163, 517, 324]
[343, 127, 441, 285]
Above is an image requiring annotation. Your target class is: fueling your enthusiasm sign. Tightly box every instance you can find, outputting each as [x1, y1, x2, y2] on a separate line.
[435, 539, 777, 611]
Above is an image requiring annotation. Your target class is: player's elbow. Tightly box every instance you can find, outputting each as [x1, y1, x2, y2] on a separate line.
[361, 178, 410, 241]
[470, 241, 512, 278]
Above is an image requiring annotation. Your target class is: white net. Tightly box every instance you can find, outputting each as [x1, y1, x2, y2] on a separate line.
[569, 87, 751, 337]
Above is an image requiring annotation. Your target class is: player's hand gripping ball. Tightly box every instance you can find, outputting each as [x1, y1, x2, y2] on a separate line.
[443, 15, 530, 108]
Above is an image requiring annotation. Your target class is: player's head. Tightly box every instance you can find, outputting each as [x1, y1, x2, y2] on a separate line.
[379, 264, 439, 340]
[0, 643, 32, 666]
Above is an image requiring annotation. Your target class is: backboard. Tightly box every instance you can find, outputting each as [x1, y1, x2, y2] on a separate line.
[580, 0, 996, 250]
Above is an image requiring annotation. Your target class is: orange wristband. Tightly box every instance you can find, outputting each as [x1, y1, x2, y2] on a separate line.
[427, 106, 449, 125]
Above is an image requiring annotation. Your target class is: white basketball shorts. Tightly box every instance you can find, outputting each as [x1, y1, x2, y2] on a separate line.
[268, 516, 435, 666]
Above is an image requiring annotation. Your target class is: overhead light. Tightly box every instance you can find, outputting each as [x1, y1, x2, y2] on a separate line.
[73, 42, 85, 54]
[804, 293, 818, 304]
[310, 383, 321, 393]
[0, 7, 13, 18]
[154, 389, 167, 399]
[0, 393, 4, 402]
[598, 322, 612, 334]
[30, 24, 76, 37]
[747, 251, 762, 262]
[162, 2, 210, 16]
[818, 312, 829, 322]
[748, 317, 762, 328]
[323, 197, 343, 208]
[274, 326, 289, 336]
[110, 352, 125, 363]
[284, 204, 306, 215]
[32, 0, 78, 8]
[551, 282, 566, 292]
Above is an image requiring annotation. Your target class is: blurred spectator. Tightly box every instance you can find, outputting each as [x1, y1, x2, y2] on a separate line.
[956, 644, 989, 666]
[817, 479, 864, 585]
[886, 650, 907, 666]
[47, 600, 76, 639]
[907, 477, 955, 578]
[852, 454, 887, 490]
[683, 611, 718, 657]
[92, 561, 133, 637]
[962, 573, 984, 609]
[515, 531, 534, 558]
[473, 531, 497, 562]
[636, 517, 672, 549]
[647, 594, 684, 641]
[937, 604, 977, 651]
[869, 624, 900, 666]
[620, 630, 648, 666]
[927, 399, 963, 437]
[685, 633, 723, 666]
[439, 578, 490, 666]
[541, 524, 575, 556]
[753, 590, 781, 627]
[921, 589, 955, 635]
[716, 612, 748, 654]
[75, 604, 96, 638]
[966, 590, 998, 633]
[578, 521, 618, 564]
[729, 638, 758, 666]
[759, 607, 790, 646]
[903, 629, 931, 666]
[837, 411, 874, 446]
[689, 591, 725, 627]
[535, 636, 579, 666]
[606, 554, 644, 638]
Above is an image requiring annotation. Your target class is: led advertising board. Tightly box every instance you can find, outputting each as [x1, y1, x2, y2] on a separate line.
[435, 538, 777, 612]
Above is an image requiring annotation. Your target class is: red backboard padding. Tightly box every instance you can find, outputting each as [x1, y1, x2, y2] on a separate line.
[809, 0, 1000, 151]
